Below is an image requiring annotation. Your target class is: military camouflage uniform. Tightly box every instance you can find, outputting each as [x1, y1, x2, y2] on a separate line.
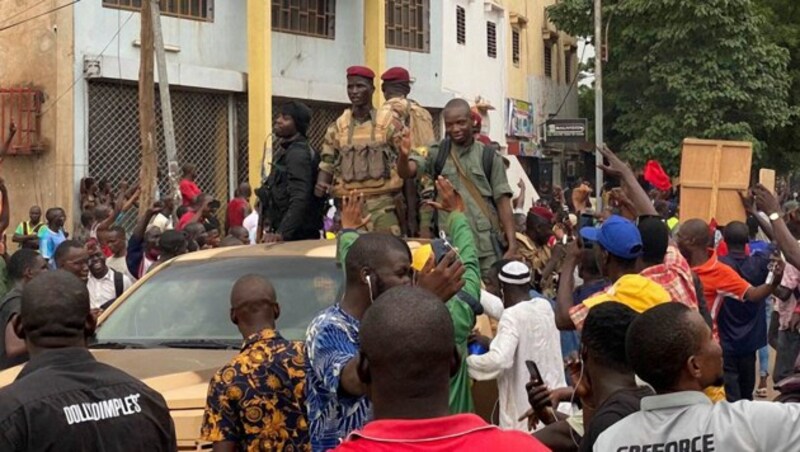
[381, 97, 436, 236]
[319, 108, 404, 236]
[410, 141, 512, 273]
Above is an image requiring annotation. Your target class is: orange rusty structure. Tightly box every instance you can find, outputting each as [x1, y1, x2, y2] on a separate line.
[0, 88, 45, 154]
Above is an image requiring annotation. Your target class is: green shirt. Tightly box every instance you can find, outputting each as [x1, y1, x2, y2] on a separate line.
[444, 211, 480, 414]
[410, 141, 512, 259]
[335, 211, 480, 414]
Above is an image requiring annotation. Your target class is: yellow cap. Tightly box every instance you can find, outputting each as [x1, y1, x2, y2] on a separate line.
[583, 274, 671, 313]
[412, 244, 433, 272]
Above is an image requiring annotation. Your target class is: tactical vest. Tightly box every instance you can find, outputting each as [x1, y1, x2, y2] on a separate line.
[331, 108, 404, 198]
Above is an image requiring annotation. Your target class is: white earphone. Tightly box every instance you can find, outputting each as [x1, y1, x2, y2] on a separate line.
[366, 275, 374, 303]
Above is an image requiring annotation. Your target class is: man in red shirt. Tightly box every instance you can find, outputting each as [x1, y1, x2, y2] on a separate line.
[177, 194, 213, 231]
[226, 182, 252, 233]
[334, 286, 549, 452]
[179, 163, 202, 207]
[677, 218, 783, 339]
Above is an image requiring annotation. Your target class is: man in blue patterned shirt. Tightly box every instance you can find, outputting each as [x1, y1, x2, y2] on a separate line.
[305, 194, 414, 451]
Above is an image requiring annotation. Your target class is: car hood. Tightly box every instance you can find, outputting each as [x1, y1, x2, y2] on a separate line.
[0, 349, 237, 410]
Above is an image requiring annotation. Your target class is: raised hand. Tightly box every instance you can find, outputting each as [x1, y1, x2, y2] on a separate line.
[425, 177, 465, 213]
[416, 249, 466, 302]
[597, 145, 634, 180]
[341, 191, 371, 230]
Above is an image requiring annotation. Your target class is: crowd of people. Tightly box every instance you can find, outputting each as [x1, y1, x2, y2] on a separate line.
[0, 63, 798, 451]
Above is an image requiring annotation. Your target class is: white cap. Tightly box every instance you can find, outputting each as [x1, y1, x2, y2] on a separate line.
[498, 261, 531, 285]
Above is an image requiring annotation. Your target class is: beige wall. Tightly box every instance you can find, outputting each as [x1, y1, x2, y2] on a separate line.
[0, 1, 75, 235]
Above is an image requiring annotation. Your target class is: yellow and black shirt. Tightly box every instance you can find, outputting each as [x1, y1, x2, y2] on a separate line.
[201, 329, 309, 451]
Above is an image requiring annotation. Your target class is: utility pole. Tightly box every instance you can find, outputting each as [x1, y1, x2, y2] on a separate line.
[137, 0, 156, 219]
[150, 0, 180, 209]
[594, 0, 604, 209]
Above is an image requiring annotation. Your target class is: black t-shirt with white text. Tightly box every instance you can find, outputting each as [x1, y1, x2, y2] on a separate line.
[0, 347, 176, 451]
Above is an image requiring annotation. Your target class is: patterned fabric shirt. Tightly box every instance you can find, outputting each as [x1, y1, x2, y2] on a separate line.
[305, 304, 370, 452]
[639, 245, 699, 308]
[201, 329, 310, 451]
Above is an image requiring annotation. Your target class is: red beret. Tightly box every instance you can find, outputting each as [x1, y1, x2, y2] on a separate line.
[346, 66, 375, 79]
[531, 206, 555, 223]
[381, 67, 410, 83]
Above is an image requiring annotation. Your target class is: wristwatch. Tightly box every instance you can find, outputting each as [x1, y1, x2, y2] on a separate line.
[769, 212, 781, 222]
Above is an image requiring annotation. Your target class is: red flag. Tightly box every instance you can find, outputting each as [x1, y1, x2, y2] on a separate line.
[644, 160, 672, 191]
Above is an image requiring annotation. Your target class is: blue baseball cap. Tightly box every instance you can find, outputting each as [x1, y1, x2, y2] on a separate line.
[580, 215, 643, 260]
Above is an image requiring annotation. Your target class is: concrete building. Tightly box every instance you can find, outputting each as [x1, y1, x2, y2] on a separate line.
[0, 0, 577, 231]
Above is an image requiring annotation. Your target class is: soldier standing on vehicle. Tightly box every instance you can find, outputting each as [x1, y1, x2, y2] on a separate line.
[380, 67, 435, 238]
[397, 98, 518, 273]
[0, 270, 177, 451]
[314, 66, 406, 236]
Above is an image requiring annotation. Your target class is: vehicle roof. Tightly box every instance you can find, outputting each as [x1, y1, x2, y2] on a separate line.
[170, 239, 430, 262]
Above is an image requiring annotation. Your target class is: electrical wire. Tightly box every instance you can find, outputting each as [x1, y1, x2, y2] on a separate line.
[0, 0, 51, 29]
[39, 11, 136, 118]
[0, 0, 81, 33]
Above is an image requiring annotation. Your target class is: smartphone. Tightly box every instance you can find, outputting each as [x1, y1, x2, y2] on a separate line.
[526, 360, 543, 386]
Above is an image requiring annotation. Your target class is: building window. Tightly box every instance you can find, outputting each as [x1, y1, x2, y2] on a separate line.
[386, 0, 429, 53]
[512, 29, 520, 67]
[486, 22, 497, 58]
[456, 6, 466, 45]
[544, 42, 553, 78]
[271, 0, 336, 39]
[103, 0, 213, 21]
[565, 51, 572, 83]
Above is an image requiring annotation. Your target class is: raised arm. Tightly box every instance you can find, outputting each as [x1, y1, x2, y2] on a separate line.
[754, 184, 800, 269]
[598, 146, 657, 217]
[0, 179, 10, 235]
[396, 128, 419, 179]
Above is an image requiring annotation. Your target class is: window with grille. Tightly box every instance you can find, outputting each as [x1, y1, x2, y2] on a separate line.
[565, 51, 572, 83]
[103, 0, 213, 21]
[512, 29, 520, 66]
[544, 43, 553, 78]
[271, 0, 336, 39]
[386, 0, 429, 53]
[456, 6, 466, 45]
[486, 22, 497, 58]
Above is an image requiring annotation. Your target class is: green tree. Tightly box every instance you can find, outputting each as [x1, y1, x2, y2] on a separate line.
[548, 0, 795, 175]
[755, 0, 800, 171]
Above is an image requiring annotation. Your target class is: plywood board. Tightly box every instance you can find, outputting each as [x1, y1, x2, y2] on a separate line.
[679, 138, 752, 225]
[760, 169, 776, 194]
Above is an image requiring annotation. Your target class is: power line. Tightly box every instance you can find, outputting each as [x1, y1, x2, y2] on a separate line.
[0, 0, 81, 33]
[0, 0, 51, 29]
[39, 11, 136, 118]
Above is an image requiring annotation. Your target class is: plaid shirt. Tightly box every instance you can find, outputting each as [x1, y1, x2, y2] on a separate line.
[639, 245, 699, 308]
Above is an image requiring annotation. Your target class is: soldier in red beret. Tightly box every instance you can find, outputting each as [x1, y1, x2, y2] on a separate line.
[315, 66, 407, 236]
[377, 67, 436, 238]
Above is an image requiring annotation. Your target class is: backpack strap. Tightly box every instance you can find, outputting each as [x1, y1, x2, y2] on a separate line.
[482, 145, 495, 183]
[113, 271, 124, 298]
[433, 138, 451, 182]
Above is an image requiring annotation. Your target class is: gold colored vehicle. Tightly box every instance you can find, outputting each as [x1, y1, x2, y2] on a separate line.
[0, 240, 497, 451]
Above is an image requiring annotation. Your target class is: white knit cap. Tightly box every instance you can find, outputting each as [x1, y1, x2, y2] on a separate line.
[498, 261, 531, 285]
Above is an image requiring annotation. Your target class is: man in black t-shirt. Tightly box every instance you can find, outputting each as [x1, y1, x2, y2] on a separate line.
[0, 270, 176, 451]
[0, 250, 48, 370]
[527, 302, 653, 451]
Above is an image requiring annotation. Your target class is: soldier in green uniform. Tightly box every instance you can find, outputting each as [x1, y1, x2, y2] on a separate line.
[397, 98, 518, 273]
[315, 66, 405, 236]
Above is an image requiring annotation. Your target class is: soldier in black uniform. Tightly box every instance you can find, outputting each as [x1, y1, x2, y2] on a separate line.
[0, 270, 177, 451]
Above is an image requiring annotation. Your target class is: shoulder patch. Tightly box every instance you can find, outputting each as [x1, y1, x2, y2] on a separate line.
[413, 146, 429, 158]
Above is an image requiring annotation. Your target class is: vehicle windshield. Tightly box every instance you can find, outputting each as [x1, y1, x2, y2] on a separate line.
[94, 256, 342, 347]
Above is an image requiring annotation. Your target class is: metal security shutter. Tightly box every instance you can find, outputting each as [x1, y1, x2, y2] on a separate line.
[88, 81, 232, 229]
